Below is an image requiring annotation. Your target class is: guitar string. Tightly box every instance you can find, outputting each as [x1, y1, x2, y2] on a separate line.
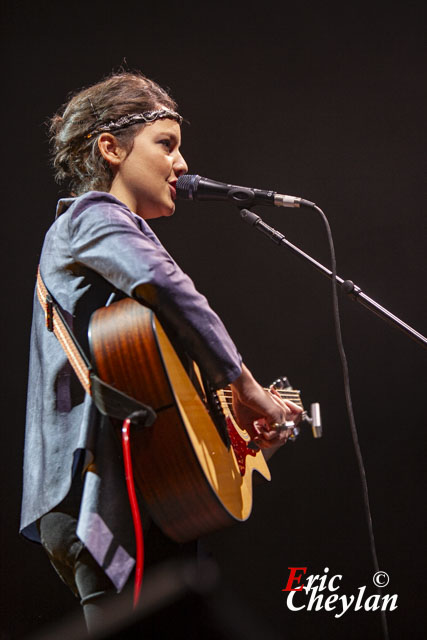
[220, 390, 302, 399]
[220, 390, 303, 409]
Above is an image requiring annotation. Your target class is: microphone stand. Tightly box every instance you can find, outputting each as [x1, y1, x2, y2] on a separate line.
[239, 208, 427, 350]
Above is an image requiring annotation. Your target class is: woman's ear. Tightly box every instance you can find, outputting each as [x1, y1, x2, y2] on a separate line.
[98, 133, 125, 167]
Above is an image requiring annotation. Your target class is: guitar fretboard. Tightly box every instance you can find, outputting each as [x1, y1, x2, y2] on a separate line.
[219, 386, 303, 410]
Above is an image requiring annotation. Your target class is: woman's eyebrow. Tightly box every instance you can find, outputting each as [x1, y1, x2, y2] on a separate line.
[156, 131, 180, 145]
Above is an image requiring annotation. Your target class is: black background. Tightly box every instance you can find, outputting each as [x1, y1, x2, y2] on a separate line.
[1, 2, 426, 639]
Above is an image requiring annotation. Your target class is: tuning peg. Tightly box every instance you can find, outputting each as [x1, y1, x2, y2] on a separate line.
[270, 376, 291, 390]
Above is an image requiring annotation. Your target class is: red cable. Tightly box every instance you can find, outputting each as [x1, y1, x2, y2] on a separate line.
[122, 418, 144, 608]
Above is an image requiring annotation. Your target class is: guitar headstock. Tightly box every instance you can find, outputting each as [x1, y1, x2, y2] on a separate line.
[269, 376, 322, 439]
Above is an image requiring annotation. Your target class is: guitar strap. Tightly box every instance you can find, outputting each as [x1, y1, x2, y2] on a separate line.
[36, 266, 156, 425]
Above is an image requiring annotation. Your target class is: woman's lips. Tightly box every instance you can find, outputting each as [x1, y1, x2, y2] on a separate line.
[169, 183, 177, 200]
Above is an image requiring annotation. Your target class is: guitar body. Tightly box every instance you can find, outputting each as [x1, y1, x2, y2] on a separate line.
[89, 298, 271, 543]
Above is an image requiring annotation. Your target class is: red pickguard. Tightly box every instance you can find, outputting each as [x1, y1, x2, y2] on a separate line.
[226, 416, 257, 475]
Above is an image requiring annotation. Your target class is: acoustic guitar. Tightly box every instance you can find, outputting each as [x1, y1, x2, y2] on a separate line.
[89, 297, 304, 543]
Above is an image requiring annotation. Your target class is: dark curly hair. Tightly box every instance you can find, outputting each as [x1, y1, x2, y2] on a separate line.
[49, 71, 178, 195]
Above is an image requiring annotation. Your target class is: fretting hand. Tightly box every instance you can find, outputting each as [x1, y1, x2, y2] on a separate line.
[230, 364, 303, 450]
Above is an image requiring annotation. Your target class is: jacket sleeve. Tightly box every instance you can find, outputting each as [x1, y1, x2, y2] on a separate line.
[68, 192, 242, 388]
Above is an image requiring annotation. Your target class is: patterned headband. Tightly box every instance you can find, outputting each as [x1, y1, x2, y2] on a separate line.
[85, 108, 183, 139]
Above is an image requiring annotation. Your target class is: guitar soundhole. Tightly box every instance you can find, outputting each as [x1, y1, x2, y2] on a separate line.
[203, 380, 231, 449]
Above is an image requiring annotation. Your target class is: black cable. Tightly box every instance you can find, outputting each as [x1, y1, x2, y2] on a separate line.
[313, 205, 389, 640]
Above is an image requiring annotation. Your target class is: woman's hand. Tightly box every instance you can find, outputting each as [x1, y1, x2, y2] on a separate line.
[230, 364, 303, 450]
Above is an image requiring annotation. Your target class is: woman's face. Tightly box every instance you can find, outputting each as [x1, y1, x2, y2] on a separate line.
[108, 118, 188, 219]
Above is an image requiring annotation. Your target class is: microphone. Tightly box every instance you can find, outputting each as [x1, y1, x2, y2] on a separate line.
[176, 175, 315, 209]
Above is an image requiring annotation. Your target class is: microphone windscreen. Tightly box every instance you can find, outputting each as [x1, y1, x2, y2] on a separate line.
[176, 175, 200, 199]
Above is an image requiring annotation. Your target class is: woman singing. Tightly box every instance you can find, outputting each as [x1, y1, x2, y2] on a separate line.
[20, 71, 302, 631]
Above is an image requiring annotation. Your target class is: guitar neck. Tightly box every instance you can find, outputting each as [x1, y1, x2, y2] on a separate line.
[220, 386, 303, 409]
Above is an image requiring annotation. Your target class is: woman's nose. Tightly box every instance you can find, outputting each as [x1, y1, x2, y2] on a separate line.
[174, 152, 188, 177]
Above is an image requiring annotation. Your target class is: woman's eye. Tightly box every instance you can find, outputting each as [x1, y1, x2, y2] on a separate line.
[160, 139, 172, 149]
